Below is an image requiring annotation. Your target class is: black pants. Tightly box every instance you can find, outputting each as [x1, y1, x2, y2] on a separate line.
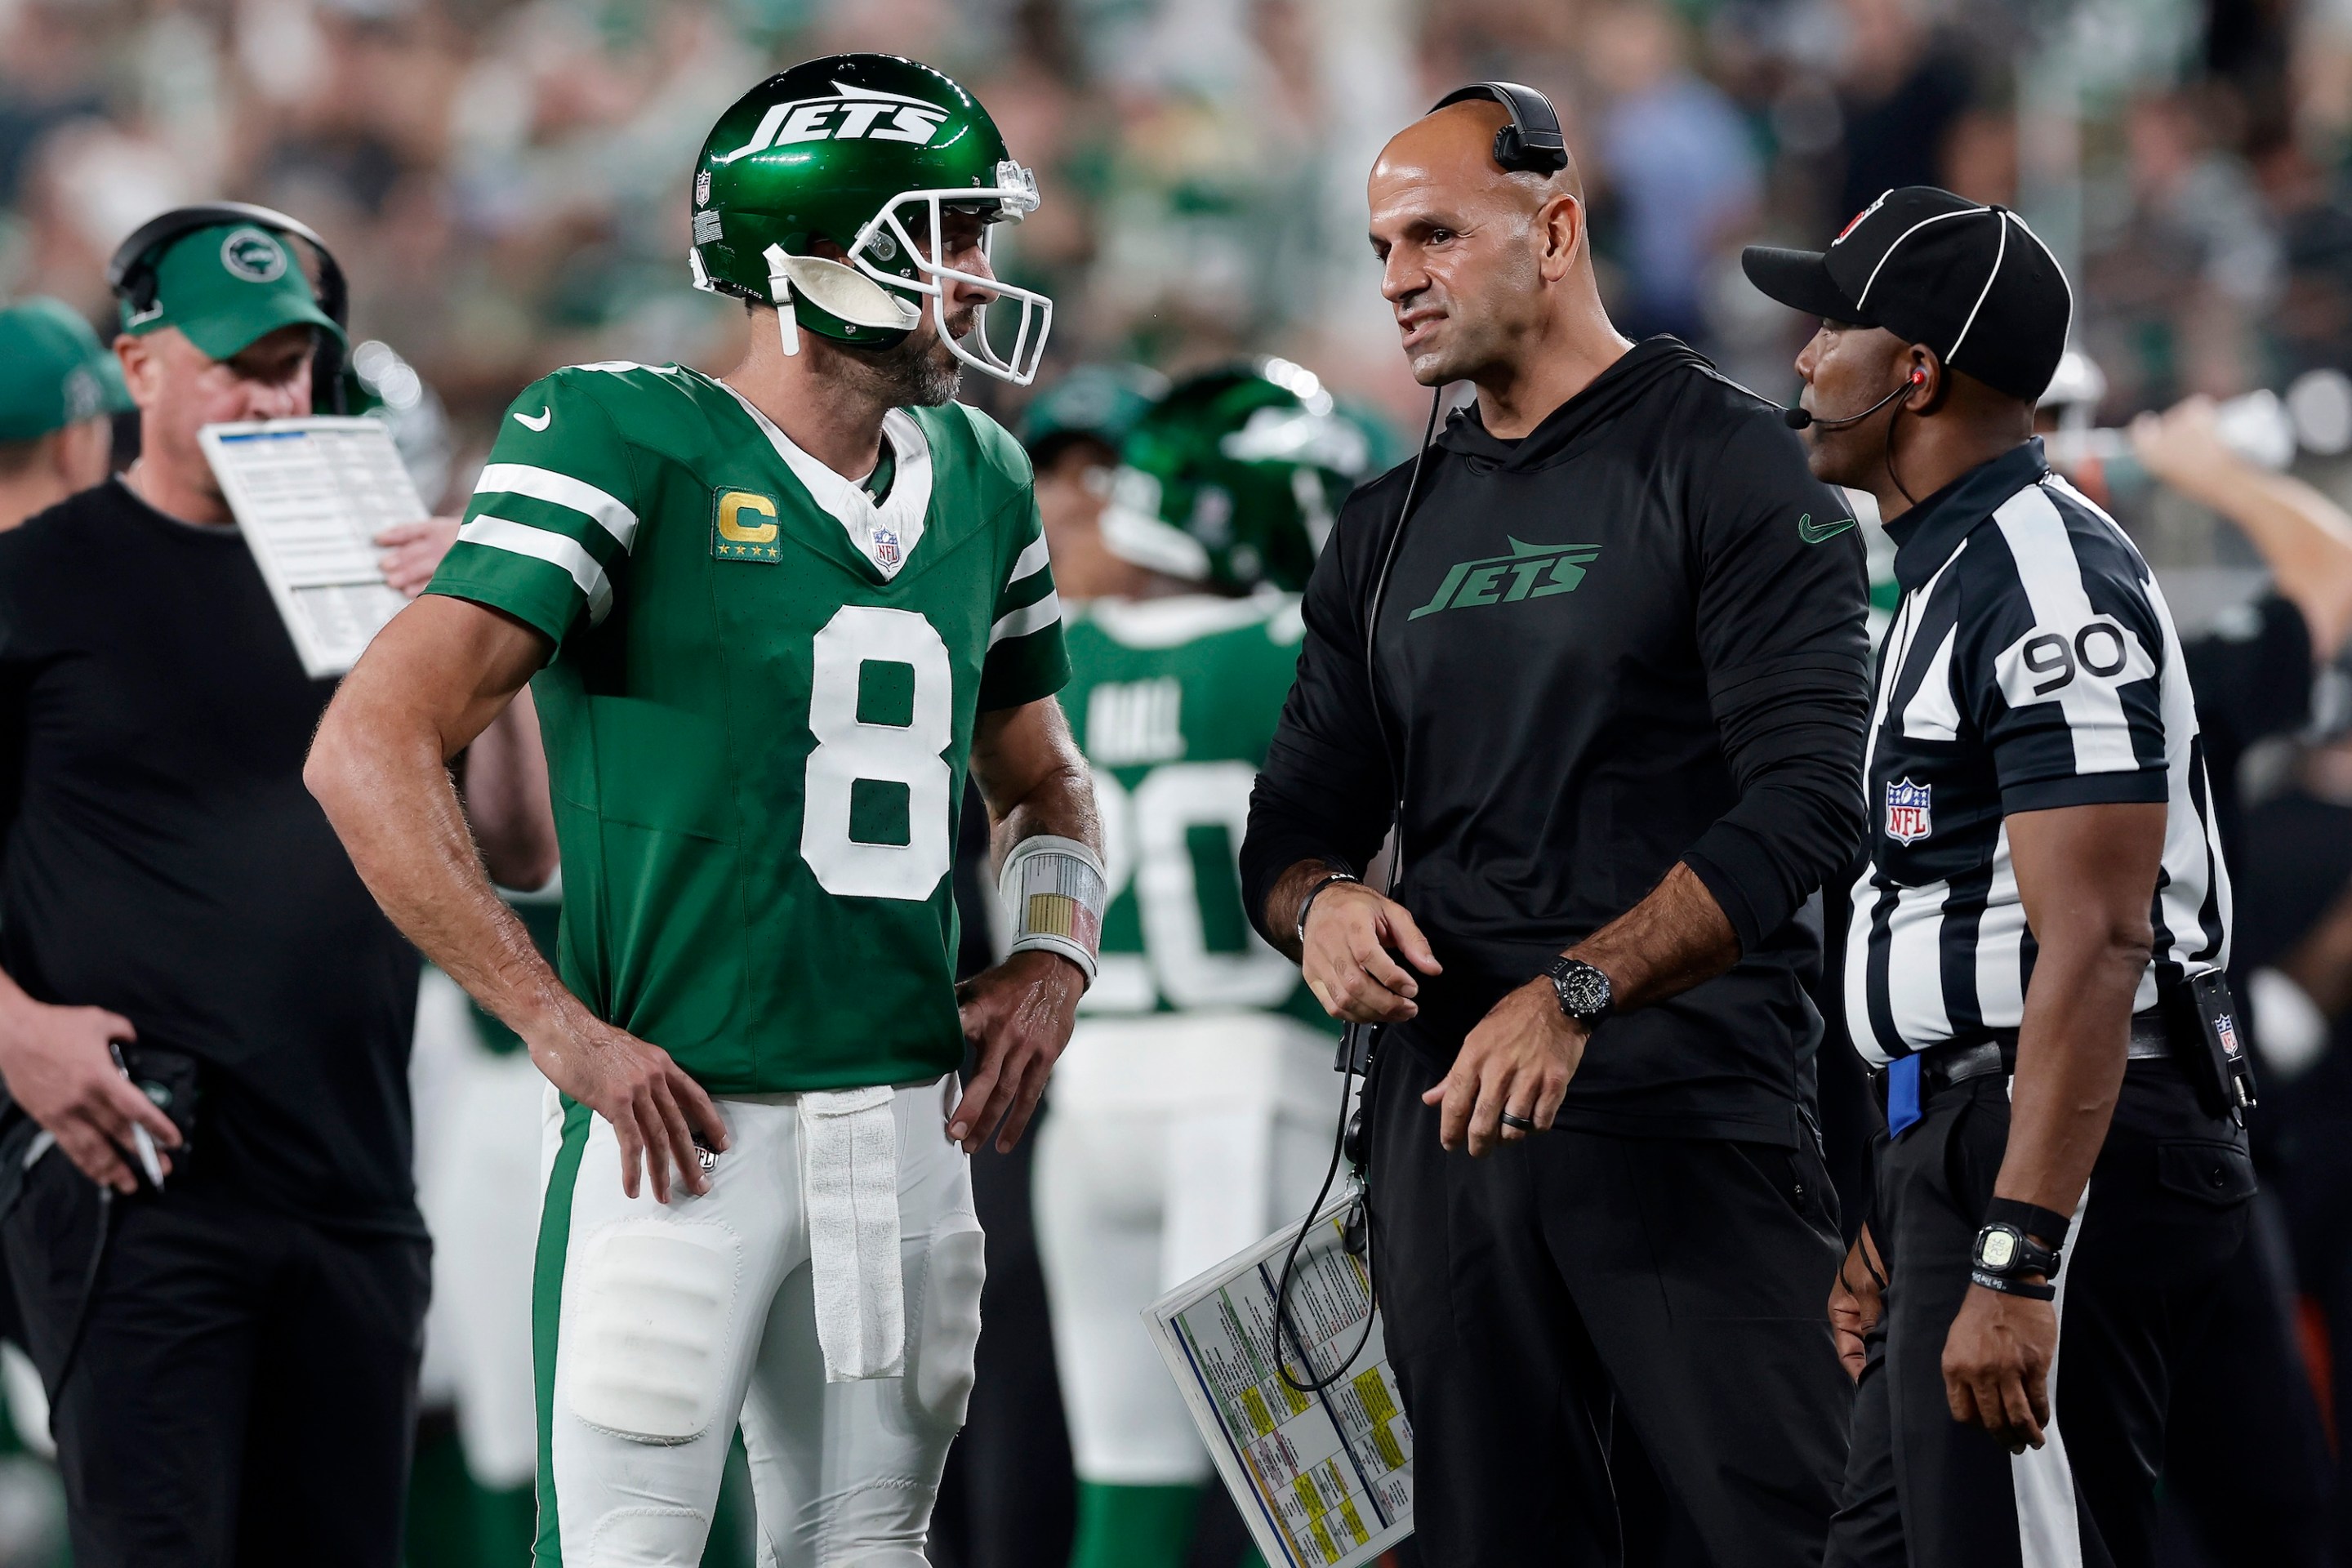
[1826, 1060, 2254, 1568]
[1368, 1045, 1852, 1567]
[1, 1152, 430, 1568]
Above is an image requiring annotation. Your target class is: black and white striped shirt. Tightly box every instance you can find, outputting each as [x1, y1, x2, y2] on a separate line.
[1844, 441, 2230, 1067]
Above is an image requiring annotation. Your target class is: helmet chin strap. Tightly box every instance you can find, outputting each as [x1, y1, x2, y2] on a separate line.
[764, 244, 801, 357]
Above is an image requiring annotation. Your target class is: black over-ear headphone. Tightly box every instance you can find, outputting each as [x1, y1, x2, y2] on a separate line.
[1427, 81, 1569, 176]
[106, 201, 352, 415]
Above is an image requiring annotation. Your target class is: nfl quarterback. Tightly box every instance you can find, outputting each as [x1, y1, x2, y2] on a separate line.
[307, 56, 1103, 1566]
[1034, 363, 1368, 1568]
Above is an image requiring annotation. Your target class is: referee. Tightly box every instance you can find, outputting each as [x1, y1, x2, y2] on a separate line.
[1240, 88, 1869, 1565]
[1744, 188, 2254, 1567]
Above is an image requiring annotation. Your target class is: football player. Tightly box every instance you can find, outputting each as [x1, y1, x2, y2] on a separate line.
[306, 55, 1102, 1566]
[1033, 363, 1372, 1568]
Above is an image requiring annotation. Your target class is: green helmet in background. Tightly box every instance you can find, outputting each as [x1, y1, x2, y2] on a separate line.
[1101, 359, 1370, 594]
[1018, 363, 1169, 465]
[689, 53, 1053, 384]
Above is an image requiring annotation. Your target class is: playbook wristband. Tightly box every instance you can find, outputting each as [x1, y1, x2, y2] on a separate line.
[1983, 1197, 2072, 1250]
[1000, 835, 1107, 987]
[1294, 872, 1361, 947]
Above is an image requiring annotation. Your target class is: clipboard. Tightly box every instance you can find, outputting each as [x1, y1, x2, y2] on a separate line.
[1144, 1196, 1414, 1567]
[199, 416, 421, 678]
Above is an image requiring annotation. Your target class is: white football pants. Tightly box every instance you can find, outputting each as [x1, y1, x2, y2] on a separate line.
[1034, 1012, 1337, 1485]
[537, 1076, 982, 1567]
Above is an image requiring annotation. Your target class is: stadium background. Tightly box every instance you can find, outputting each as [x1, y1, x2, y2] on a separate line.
[5, 0, 2352, 1563]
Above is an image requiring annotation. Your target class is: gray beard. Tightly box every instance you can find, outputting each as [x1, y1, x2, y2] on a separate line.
[833, 323, 963, 408]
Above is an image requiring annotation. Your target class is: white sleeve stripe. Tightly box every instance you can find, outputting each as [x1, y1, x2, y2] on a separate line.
[1007, 533, 1051, 586]
[473, 464, 639, 550]
[458, 516, 615, 625]
[1991, 485, 2142, 774]
[988, 590, 1062, 648]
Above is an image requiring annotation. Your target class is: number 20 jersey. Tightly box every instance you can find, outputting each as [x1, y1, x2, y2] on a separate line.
[426, 363, 1068, 1094]
[1062, 594, 1330, 1031]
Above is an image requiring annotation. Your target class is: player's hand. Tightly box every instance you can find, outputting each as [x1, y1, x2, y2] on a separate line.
[1300, 881, 1441, 1025]
[527, 1009, 728, 1204]
[376, 516, 461, 598]
[1829, 1223, 1886, 1381]
[0, 996, 180, 1195]
[2127, 396, 2241, 503]
[1429, 976, 1585, 1156]
[1942, 1284, 2056, 1452]
[951, 950, 1083, 1154]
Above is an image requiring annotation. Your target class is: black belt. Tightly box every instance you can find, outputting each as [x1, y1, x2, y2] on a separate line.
[1904, 1010, 2175, 1098]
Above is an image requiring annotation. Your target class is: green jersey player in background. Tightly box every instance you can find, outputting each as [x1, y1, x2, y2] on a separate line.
[1029, 363, 1372, 1568]
[307, 55, 1106, 1568]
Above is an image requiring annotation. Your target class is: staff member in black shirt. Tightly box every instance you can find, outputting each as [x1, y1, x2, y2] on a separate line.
[0, 214, 552, 1566]
[1746, 187, 2254, 1568]
[1239, 85, 1871, 1566]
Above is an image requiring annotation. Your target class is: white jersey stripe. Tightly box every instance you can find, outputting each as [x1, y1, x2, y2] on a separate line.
[459, 516, 615, 624]
[989, 591, 1062, 648]
[1007, 532, 1051, 586]
[1900, 622, 1961, 741]
[474, 464, 639, 550]
[1885, 881, 1956, 1044]
[1991, 486, 2141, 776]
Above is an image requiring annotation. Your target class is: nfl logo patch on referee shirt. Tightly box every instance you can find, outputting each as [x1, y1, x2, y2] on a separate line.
[1885, 778, 1933, 844]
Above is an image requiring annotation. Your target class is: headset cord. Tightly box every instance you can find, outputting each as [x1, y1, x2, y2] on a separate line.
[1271, 381, 1446, 1396]
[51, 1185, 118, 1399]
[1275, 1039, 1382, 1394]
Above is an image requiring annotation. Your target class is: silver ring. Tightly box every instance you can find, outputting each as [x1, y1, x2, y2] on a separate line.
[1499, 1111, 1538, 1132]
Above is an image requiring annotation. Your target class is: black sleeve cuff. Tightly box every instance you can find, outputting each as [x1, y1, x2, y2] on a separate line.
[1999, 770, 2170, 814]
[1682, 834, 1771, 956]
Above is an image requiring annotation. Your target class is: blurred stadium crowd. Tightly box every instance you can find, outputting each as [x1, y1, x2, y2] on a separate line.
[13, 0, 2352, 1565]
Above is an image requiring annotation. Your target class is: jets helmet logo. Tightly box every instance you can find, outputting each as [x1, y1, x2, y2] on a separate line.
[1885, 777, 1932, 844]
[715, 82, 950, 163]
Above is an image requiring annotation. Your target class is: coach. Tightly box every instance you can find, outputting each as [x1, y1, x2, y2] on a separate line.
[1746, 188, 2252, 1568]
[1239, 86, 1870, 1565]
[0, 215, 550, 1566]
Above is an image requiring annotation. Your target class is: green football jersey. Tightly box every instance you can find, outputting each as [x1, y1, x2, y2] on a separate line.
[1062, 593, 1330, 1029]
[427, 362, 1067, 1094]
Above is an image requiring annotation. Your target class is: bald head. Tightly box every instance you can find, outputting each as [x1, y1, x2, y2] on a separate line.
[1369, 98, 1619, 411]
[1377, 100, 1584, 212]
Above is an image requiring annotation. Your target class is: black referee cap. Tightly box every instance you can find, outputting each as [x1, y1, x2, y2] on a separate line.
[1742, 186, 2072, 403]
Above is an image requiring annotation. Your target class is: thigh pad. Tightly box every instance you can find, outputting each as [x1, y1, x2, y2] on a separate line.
[565, 1218, 742, 1444]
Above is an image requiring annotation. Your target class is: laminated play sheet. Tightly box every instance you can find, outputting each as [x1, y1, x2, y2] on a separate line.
[1145, 1196, 1413, 1567]
[200, 417, 419, 678]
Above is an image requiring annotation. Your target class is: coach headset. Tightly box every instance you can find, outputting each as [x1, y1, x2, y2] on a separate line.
[1269, 80, 1569, 1396]
[105, 201, 353, 414]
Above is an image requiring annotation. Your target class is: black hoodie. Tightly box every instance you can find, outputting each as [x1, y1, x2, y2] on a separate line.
[1241, 337, 1870, 1145]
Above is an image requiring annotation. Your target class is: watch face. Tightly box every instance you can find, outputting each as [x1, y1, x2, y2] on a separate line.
[1979, 1229, 2017, 1269]
[1558, 966, 1609, 1016]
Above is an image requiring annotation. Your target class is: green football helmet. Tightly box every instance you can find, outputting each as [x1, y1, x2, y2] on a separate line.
[689, 53, 1052, 384]
[1101, 359, 1371, 593]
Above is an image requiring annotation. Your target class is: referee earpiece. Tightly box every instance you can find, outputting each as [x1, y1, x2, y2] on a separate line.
[1910, 369, 1927, 384]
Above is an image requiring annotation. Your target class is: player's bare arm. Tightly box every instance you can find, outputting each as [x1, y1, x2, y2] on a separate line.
[951, 694, 1098, 1153]
[1941, 800, 2163, 1452]
[305, 592, 727, 1203]
[1436, 862, 1741, 1156]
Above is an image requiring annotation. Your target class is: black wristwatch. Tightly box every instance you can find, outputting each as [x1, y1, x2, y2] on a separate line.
[1545, 956, 1614, 1026]
[1970, 1223, 2061, 1300]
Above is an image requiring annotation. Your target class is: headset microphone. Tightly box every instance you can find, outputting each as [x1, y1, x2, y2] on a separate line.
[1783, 368, 1926, 431]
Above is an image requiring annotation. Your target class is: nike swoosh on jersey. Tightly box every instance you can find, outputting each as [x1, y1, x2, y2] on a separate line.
[1797, 512, 1857, 544]
[513, 408, 552, 431]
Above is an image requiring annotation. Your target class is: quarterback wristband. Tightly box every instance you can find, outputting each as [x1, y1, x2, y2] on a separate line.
[1000, 835, 1107, 987]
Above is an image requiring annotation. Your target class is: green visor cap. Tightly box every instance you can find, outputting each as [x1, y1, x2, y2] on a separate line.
[120, 223, 344, 361]
[0, 297, 134, 441]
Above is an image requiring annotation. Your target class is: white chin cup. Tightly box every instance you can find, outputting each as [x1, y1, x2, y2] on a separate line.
[999, 834, 1105, 985]
[849, 189, 1055, 386]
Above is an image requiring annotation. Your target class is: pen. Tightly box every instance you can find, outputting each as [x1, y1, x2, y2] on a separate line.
[107, 1042, 165, 1190]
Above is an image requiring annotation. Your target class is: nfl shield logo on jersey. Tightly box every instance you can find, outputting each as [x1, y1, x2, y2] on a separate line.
[1885, 778, 1933, 844]
[875, 527, 901, 567]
